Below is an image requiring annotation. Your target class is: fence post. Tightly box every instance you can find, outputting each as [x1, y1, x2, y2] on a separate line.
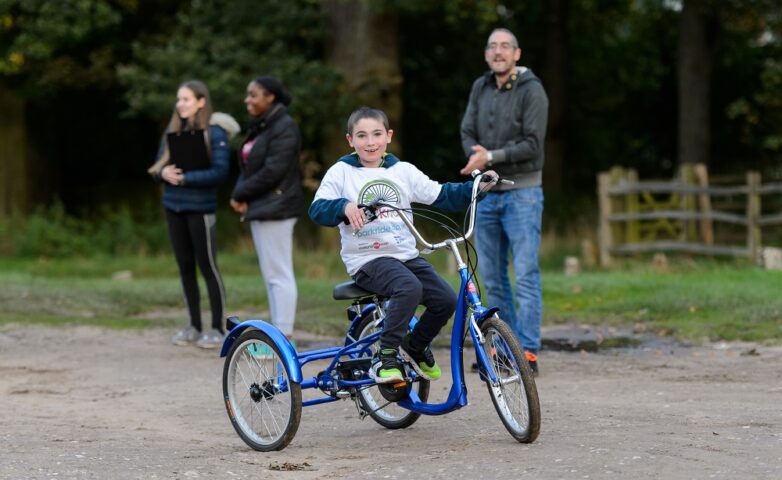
[693, 163, 713, 245]
[679, 164, 697, 241]
[609, 166, 626, 247]
[626, 169, 640, 244]
[746, 171, 762, 262]
[597, 172, 613, 267]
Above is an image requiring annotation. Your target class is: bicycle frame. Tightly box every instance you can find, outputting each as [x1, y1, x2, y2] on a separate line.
[397, 239, 502, 415]
[221, 172, 505, 415]
[222, 304, 387, 408]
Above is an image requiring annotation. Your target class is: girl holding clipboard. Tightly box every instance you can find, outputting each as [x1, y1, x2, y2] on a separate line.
[149, 80, 240, 349]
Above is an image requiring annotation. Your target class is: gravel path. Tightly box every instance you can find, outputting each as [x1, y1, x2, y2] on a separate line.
[1, 325, 780, 479]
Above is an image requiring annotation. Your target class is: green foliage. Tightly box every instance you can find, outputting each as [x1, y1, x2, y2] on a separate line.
[0, 0, 131, 89]
[1, 0, 781, 224]
[117, 0, 345, 157]
[0, 199, 168, 257]
[699, 0, 782, 174]
[396, 0, 528, 181]
[725, 55, 782, 165]
[567, 0, 680, 179]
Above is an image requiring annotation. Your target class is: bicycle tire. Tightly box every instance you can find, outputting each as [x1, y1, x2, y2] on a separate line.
[479, 317, 541, 443]
[355, 315, 429, 429]
[222, 329, 302, 451]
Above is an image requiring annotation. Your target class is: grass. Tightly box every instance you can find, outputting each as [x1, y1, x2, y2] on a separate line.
[544, 266, 782, 342]
[2, 251, 781, 344]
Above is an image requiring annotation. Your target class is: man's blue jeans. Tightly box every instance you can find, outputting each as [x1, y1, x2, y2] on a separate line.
[475, 187, 543, 353]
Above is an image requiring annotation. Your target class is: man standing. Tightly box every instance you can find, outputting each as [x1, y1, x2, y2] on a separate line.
[460, 28, 548, 375]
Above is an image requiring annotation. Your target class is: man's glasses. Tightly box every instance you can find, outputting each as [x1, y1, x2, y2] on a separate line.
[485, 42, 517, 52]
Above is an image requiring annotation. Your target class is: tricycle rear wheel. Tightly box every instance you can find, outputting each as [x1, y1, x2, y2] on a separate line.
[223, 329, 302, 451]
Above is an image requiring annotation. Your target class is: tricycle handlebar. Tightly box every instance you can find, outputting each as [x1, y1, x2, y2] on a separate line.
[371, 171, 510, 252]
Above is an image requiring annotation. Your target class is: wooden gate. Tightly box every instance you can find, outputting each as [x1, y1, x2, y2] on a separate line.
[597, 164, 782, 266]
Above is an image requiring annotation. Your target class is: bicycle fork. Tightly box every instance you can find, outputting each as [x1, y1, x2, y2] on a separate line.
[469, 313, 503, 387]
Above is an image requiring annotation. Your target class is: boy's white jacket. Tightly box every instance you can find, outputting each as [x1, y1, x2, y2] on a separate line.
[310, 152, 473, 276]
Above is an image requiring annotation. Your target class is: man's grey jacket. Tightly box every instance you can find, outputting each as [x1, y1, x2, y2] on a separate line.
[460, 66, 549, 189]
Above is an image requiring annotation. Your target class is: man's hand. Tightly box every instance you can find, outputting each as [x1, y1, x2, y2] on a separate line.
[344, 202, 367, 232]
[460, 144, 490, 176]
[230, 199, 248, 215]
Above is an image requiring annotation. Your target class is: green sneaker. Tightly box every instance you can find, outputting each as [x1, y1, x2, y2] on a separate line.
[369, 348, 405, 384]
[400, 334, 441, 381]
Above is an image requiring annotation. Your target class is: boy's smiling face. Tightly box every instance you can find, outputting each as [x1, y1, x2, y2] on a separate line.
[347, 117, 394, 167]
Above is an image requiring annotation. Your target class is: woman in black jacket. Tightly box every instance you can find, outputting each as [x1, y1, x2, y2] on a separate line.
[230, 76, 304, 354]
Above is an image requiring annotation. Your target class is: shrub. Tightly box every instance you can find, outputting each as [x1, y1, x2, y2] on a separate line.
[0, 200, 168, 257]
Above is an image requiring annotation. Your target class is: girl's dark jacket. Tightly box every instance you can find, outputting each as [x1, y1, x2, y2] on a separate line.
[153, 113, 240, 213]
[231, 104, 305, 221]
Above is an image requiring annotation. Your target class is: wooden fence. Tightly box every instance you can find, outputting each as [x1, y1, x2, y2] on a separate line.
[597, 164, 782, 267]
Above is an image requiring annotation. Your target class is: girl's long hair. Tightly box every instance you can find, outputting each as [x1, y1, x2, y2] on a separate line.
[148, 80, 214, 175]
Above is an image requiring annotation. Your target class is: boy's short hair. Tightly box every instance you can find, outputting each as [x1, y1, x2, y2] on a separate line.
[346, 107, 389, 135]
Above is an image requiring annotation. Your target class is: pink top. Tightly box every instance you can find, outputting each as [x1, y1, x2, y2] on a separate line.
[241, 138, 257, 164]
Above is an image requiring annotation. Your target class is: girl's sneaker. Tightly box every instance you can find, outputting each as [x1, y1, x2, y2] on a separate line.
[196, 329, 224, 349]
[172, 326, 200, 346]
[369, 348, 405, 383]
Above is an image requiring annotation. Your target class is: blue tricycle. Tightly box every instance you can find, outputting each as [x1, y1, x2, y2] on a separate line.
[220, 171, 541, 451]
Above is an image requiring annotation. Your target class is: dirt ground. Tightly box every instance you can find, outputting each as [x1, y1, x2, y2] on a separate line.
[1, 324, 781, 480]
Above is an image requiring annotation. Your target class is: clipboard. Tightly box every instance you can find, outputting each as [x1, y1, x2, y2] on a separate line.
[167, 130, 209, 171]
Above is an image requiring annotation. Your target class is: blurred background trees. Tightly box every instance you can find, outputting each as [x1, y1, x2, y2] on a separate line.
[1, 0, 781, 237]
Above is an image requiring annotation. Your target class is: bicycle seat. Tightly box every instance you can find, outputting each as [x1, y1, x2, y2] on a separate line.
[332, 281, 380, 301]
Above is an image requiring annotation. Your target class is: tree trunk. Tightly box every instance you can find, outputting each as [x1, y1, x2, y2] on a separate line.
[0, 88, 30, 216]
[677, 0, 714, 166]
[542, 0, 568, 195]
[323, 0, 402, 162]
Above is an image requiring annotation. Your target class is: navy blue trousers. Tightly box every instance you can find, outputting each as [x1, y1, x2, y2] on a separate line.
[353, 256, 456, 350]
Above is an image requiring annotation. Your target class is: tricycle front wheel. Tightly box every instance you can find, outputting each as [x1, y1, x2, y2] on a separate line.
[222, 329, 302, 451]
[479, 317, 541, 443]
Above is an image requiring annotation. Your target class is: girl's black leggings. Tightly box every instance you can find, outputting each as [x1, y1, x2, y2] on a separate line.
[165, 209, 225, 333]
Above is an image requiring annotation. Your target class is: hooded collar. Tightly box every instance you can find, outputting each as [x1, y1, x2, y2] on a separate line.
[338, 151, 400, 168]
[246, 103, 286, 139]
[483, 66, 533, 91]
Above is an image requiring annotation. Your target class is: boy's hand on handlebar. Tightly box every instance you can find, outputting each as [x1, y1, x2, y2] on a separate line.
[344, 202, 367, 232]
[481, 170, 500, 191]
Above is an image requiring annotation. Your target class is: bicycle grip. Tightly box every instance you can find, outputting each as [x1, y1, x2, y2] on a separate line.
[480, 174, 514, 186]
[342, 204, 378, 225]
